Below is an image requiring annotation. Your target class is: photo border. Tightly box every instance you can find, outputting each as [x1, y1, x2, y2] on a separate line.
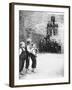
[9, 2, 70, 87]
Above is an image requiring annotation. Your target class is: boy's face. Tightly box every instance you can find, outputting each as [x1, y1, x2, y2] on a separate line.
[20, 43, 25, 48]
[20, 41, 25, 48]
[27, 41, 30, 45]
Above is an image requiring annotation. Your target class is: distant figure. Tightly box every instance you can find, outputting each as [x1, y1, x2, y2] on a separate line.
[19, 41, 26, 75]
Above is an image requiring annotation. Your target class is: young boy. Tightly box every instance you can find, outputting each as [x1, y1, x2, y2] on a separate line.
[26, 38, 38, 73]
[30, 43, 38, 72]
[19, 41, 26, 75]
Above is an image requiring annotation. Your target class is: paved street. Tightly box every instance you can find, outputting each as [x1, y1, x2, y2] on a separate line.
[20, 53, 64, 80]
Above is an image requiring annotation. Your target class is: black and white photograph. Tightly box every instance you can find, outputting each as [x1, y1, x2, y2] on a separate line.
[19, 11, 64, 79]
[9, 3, 70, 87]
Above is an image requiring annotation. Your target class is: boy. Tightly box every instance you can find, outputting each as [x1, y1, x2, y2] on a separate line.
[30, 43, 38, 72]
[19, 41, 26, 75]
[26, 39, 38, 73]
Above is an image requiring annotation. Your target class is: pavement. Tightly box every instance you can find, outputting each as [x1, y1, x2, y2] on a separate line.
[19, 53, 64, 80]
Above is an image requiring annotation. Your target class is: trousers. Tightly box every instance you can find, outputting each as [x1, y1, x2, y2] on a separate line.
[19, 51, 26, 72]
[26, 52, 36, 69]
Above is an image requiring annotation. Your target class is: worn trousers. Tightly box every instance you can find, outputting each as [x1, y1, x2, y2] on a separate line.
[26, 53, 36, 69]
